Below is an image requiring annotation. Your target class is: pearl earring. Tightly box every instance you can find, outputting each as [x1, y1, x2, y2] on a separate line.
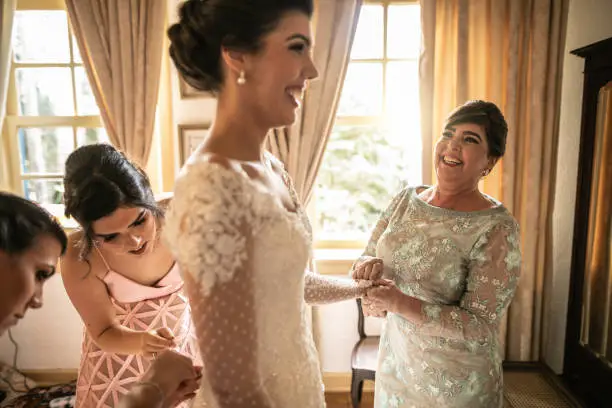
[237, 70, 246, 85]
[482, 169, 490, 177]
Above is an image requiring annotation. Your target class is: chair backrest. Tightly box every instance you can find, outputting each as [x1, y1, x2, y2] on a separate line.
[356, 298, 367, 339]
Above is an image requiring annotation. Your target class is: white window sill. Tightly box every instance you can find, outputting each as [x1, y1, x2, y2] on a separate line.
[313, 248, 362, 276]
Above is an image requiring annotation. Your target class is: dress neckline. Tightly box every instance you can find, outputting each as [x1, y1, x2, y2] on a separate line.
[187, 153, 302, 217]
[226, 153, 301, 216]
[412, 185, 505, 217]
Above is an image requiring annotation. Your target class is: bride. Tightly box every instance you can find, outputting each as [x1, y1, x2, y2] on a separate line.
[164, 0, 375, 406]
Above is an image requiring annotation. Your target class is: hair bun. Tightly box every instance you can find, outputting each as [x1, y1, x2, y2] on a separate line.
[168, 1, 222, 93]
[65, 175, 122, 222]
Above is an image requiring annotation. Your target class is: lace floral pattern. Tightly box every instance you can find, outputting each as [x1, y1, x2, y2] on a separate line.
[164, 162, 266, 297]
[363, 187, 521, 408]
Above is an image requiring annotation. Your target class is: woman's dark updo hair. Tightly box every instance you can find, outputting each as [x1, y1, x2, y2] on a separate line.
[445, 100, 508, 158]
[0, 192, 67, 256]
[168, 0, 314, 93]
[63, 144, 163, 259]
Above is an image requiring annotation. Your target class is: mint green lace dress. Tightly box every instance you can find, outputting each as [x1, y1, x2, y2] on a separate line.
[360, 187, 521, 408]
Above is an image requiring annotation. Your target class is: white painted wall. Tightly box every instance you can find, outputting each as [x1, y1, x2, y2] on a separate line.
[544, 0, 612, 374]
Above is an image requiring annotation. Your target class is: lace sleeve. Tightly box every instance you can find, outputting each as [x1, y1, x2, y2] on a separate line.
[353, 188, 408, 270]
[163, 161, 272, 407]
[304, 272, 372, 305]
[417, 220, 521, 343]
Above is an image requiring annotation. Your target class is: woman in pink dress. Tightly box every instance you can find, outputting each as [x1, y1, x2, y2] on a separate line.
[60, 144, 200, 408]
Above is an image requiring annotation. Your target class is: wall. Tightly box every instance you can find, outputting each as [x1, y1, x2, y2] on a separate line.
[544, 0, 612, 374]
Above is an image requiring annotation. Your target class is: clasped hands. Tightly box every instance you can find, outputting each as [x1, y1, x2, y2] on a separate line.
[352, 256, 404, 318]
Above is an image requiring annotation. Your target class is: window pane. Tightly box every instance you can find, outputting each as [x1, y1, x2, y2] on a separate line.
[16, 68, 75, 116]
[351, 5, 384, 59]
[316, 125, 415, 238]
[337, 62, 383, 116]
[13, 11, 70, 63]
[23, 179, 64, 205]
[72, 35, 82, 63]
[18, 127, 74, 174]
[75, 67, 99, 115]
[385, 61, 420, 126]
[77, 127, 109, 146]
[387, 5, 421, 59]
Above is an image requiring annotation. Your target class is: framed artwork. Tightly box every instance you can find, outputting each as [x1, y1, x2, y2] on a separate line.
[178, 124, 210, 165]
[179, 77, 214, 99]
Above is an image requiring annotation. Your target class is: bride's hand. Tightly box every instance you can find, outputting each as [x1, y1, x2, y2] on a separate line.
[352, 256, 384, 280]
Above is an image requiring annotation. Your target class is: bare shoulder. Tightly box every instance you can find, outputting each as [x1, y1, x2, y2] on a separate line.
[60, 231, 104, 281]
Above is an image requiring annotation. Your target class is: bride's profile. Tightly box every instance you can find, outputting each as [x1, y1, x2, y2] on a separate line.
[164, 0, 373, 406]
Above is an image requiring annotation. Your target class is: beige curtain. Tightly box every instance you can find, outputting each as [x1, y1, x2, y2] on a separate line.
[65, 0, 166, 166]
[420, 0, 569, 361]
[0, 0, 16, 189]
[266, 0, 362, 205]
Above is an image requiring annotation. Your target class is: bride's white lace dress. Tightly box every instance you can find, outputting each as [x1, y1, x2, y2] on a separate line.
[164, 155, 367, 407]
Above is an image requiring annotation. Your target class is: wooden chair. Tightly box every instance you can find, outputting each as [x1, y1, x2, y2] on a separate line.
[350, 298, 380, 407]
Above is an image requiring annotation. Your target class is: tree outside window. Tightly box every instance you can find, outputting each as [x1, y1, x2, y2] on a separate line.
[315, 1, 422, 242]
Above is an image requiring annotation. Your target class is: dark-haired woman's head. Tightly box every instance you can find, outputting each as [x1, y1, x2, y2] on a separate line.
[63, 144, 163, 260]
[434, 100, 508, 189]
[0, 192, 67, 335]
[168, 0, 318, 129]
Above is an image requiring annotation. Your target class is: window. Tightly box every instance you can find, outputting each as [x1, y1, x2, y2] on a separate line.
[3, 2, 107, 220]
[315, 1, 422, 243]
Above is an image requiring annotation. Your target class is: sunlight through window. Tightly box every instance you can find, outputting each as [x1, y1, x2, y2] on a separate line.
[316, 1, 422, 242]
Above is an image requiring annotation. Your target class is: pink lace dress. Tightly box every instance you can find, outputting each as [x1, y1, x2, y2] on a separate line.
[75, 260, 200, 408]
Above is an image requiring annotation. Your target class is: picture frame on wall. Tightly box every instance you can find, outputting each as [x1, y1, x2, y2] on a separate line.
[178, 124, 210, 165]
[179, 77, 214, 99]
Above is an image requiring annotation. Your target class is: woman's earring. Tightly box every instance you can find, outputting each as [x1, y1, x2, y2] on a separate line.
[237, 70, 246, 85]
[482, 169, 490, 177]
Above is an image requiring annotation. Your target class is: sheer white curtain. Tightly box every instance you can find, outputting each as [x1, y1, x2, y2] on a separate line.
[0, 0, 16, 190]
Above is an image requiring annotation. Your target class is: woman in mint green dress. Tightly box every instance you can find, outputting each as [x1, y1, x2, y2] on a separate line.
[354, 100, 521, 408]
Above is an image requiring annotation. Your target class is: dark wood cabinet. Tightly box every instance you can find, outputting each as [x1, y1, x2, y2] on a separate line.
[564, 36, 612, 408]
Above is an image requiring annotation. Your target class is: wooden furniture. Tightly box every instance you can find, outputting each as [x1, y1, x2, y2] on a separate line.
[350, 298, 380, 408]
[564, 36, 612, 408]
